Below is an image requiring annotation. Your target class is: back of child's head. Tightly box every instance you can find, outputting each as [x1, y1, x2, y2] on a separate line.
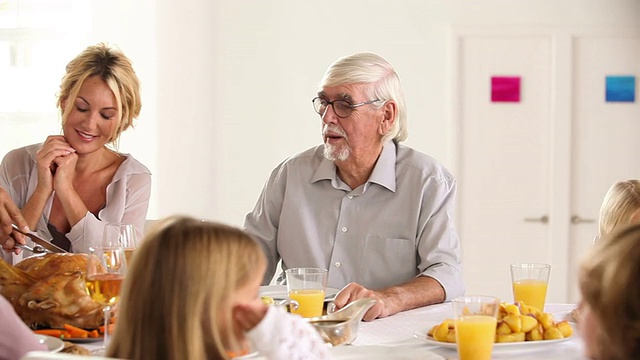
[108, 215, 265, 360]
[579, 223, 640, 360]
[599, 179, 640, 236]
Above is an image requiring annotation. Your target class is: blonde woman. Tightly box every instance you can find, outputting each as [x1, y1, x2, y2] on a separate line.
[578, 223, 640, 360]
[107, 216, 331, 360]
[596, 179, 640, 242]
[0, 43, 150, 261]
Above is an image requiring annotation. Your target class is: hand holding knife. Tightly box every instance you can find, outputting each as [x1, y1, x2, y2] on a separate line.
[11, 224, 67, 253]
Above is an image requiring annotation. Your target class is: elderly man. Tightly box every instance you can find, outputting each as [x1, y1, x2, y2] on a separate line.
[244, 52, 464, 320]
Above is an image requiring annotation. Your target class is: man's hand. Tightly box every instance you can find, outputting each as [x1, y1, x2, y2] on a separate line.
[332, 282, 399, 321]
[0, 187, 28, 254]
[332, 277, 446, 321]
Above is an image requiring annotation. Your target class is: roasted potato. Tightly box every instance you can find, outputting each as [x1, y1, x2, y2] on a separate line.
[426, 301, 573, 344]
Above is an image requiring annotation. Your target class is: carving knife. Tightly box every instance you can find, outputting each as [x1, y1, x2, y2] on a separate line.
[11, 224, 67, 253]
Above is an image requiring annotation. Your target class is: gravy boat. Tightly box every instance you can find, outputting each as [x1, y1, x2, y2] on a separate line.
[307, 297, 377, 346]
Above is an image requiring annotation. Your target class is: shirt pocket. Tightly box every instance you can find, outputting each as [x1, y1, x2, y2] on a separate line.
[361, 236, 417, 289]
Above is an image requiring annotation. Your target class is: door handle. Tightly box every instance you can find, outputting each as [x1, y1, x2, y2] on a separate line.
[524, 215, 549, 224]
[571, 215, 595, 224]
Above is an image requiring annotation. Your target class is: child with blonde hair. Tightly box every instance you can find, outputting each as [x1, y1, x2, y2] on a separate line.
[579, 223, 640, 360]
[596, 179, 640, 241]
[107, 215, 331, 360]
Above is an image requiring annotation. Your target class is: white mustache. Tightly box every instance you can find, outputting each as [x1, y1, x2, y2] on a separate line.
[322, 125, 347, 138]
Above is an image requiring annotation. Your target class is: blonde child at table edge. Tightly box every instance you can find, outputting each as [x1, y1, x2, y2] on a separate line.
[578, 223, 640, 360]
[570, 179, 640, 322]
[596, 179, 640, 241]
[107, 215, 331, 360]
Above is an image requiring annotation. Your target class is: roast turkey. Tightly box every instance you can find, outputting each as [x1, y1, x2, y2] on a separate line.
[0, 253, 104, 329]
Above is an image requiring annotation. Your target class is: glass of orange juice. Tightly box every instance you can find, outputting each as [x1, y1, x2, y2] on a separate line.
[453, 295, 500, 360]
[285, 267, 327, 318]
[510, 262, 551, 311]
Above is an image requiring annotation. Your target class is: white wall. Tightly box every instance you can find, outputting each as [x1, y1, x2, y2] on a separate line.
[102, 0, 639, 227]
[142, 0, 639, 226]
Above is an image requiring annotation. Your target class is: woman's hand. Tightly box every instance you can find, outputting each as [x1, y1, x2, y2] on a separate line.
[35, 136, 75, 194]
[52, 150, 78, 195]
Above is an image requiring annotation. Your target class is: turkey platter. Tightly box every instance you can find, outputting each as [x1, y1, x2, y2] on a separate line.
[0, 253, 104, 329]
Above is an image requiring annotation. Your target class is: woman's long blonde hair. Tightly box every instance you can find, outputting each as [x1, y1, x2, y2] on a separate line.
[107, 216, 265, 360]
[580, 223, 640, 360]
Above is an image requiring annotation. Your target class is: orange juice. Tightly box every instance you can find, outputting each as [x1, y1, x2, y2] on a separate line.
[289, 289, 325, 318]
[455, 315, 497, 360]
[512, 279, 548, 310]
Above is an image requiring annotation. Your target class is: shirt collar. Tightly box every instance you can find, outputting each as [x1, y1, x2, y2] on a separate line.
[311, 141, 397, 193]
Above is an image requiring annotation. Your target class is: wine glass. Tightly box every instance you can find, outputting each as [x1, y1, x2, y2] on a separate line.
[109, 223, 139, 266]
[85, 229, 127, 354]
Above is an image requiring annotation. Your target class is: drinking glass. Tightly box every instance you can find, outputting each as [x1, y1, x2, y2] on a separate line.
[285, 267, 328, 318]
[453, 295, 500, 360]
[106, 223, 139, 266]
[510, 262, 551, 311]
[86, 229, 127, 354]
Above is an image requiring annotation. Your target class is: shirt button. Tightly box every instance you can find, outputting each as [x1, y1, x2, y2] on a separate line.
[341, 227, 348, 233]
[335, 262, 342, 268]
[348, 195, 353, 199]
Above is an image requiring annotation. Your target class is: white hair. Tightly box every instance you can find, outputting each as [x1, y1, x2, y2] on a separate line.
[320, 52, 408, 143]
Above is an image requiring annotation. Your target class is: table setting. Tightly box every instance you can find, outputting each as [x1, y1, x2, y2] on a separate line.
[8, 251, 588, 359]
[0, 223, 139, 358]
[250, 263, 587, 360]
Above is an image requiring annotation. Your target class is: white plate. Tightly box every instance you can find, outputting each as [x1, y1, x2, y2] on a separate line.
[260, 285, 340, 301]
[330, 345, 445, 359]
[413, 325, 573, 354]
[35, 334, 64, 353]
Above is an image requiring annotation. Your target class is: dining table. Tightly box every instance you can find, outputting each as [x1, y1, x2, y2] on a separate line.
[76, 303, 585, 359]
[333, 302, 586, 360]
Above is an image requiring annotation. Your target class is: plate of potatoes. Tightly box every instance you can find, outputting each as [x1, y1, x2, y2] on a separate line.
[414, 301, 575, 353]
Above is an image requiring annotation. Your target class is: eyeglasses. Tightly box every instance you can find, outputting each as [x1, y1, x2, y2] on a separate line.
[312, 97, 380, 118]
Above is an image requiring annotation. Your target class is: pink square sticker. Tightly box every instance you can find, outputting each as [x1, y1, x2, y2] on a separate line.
[491, 76, 521, 102]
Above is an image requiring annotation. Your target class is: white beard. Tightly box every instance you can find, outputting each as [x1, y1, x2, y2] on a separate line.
[322, 124, 350, 161]
[323, 143, 350, 161]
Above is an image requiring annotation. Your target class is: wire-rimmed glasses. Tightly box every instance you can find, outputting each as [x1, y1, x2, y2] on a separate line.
[312, 97, 380, 118]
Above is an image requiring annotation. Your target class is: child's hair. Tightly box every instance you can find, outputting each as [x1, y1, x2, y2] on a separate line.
[579, 223, 640, 360]
[107, 215, 266, 360]
[599, 179, 640, 236]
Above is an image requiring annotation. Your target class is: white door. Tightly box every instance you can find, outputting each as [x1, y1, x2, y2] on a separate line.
[454, 30, 640, 305]
[568, 35, 640, 303]
[455, 34, 554, 304]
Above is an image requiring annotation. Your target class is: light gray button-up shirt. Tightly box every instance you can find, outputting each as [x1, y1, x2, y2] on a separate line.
[244, 141, 464, 300]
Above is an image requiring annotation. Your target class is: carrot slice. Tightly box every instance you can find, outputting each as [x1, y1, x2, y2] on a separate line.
[34, 329, 72, 339]
[98, 323, 115, 334]
[63, 324, 89, 338]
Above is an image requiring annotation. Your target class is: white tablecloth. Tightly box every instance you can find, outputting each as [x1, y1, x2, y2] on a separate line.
[79, 303, 586, 359]
[344, 302, 586, 359]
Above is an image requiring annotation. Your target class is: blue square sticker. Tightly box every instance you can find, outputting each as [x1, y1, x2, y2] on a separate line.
[606, 75, 635, 102]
